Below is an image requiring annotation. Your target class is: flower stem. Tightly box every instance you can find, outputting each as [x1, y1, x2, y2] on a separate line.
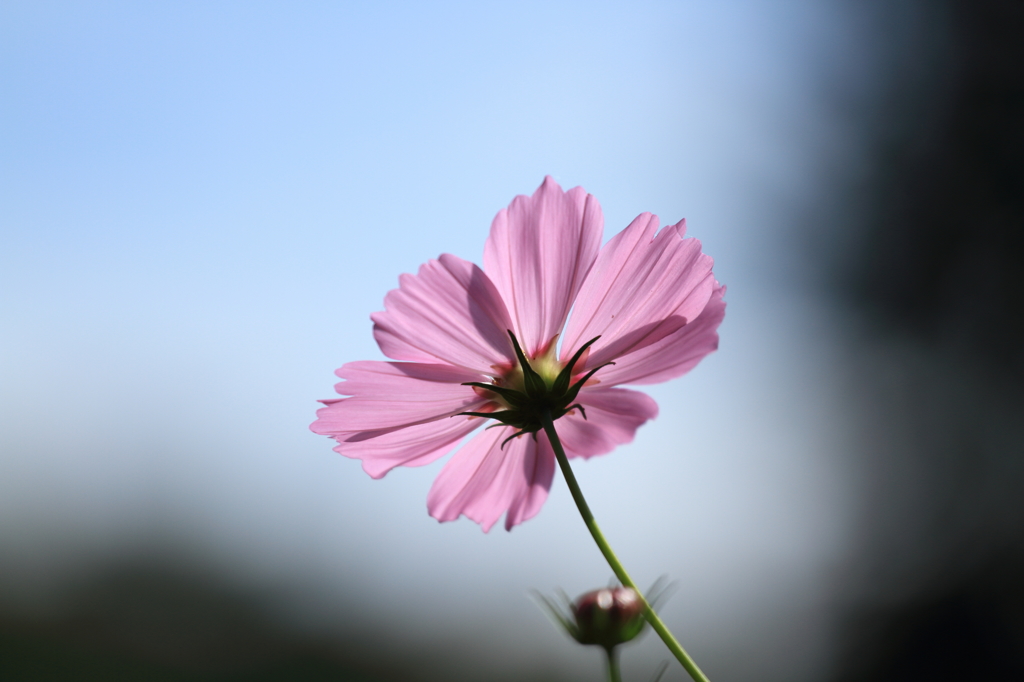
[606, 648, 622, 682]
[541, 411, 711, 682]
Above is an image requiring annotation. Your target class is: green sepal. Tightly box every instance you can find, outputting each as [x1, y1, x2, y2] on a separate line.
[552, 335, 601, 396]
[461, 381, 529, 408]
[531, 589, 581, 641]
[562, 362, 615, 405]
[508, 331, 547, 398]
[457, 410, 526, 427]
[501, 428, 535, 449]
[645, 575, 675, 610]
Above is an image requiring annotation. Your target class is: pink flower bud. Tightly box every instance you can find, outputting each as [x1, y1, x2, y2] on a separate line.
[571, 587, 647, 651]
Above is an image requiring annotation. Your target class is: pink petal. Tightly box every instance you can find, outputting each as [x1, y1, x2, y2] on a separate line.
[372, 253, 516, 372]
[555, 387, 659, 460]
[325, 415, 483, 479]
[313, 360, 490, 431]
[560, 214, 715, 370]
[596, 283, 725, 386]
[483, 176, 603, 356]
[426, 426, 556, 532]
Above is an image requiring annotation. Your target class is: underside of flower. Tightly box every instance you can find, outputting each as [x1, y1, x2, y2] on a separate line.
[459, 330, 611, 447]
[313, 176, 723, 532]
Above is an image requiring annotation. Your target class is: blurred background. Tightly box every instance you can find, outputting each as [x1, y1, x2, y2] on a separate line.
[1, 1, 1021, 680]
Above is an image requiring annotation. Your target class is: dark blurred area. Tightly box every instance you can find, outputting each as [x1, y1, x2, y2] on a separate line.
[823, 0, 1024, 680]
[0, 542, 576, 682]
[1, 541, 570, 682]
[1, 549, 391, 682]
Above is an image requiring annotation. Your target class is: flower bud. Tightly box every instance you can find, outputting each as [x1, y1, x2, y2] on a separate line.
[570, 587, 647, 650]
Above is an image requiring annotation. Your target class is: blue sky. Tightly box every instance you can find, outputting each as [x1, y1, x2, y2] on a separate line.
[1, 3, 892, 679]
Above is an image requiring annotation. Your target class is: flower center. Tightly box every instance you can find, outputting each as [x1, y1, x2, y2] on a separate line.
[459, 330, 610, 448]
[495, 340, 563, 403]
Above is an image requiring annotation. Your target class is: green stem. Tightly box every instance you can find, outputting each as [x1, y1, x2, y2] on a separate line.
[541, 411, 711, 682]
[606, 647, 622, 682]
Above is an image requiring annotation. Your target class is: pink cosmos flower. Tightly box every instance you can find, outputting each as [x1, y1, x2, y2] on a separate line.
[312, 177, 725, 532]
